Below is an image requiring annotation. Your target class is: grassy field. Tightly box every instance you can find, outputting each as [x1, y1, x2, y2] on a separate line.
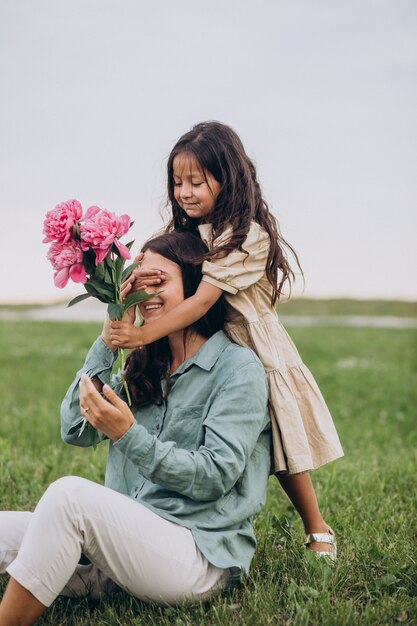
[1, 297, 417, 318]
[276, 298, 417, 318]
[0, 318, 416, 625]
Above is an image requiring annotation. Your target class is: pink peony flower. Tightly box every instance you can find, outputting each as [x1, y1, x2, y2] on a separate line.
[80, 205, 131, 264]
[42, 199, 83, 244]
[47, 240, 87, 288]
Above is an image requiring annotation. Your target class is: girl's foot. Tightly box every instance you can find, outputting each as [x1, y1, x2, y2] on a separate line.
[304, 527, 337, 561]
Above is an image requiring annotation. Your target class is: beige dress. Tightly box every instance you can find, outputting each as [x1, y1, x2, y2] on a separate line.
[199, 222, 344, 475]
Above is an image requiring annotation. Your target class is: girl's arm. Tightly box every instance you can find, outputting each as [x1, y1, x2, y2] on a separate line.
[109, 281, 223, 348]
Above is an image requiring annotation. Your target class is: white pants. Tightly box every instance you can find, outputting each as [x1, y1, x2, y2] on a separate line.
[0, 476, 229, 607]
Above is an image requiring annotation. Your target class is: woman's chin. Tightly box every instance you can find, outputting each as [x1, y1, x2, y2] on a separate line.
[140, 309, 164, 323]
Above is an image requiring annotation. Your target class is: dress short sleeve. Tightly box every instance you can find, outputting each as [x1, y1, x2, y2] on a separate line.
[198, 222, 270, 294]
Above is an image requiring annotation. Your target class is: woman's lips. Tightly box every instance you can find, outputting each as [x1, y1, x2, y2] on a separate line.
[143, 302, 163, 311]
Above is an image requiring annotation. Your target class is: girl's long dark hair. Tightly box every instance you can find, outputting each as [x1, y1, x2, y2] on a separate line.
[124, 231, 226, 407]
[165, 120, 302, 304]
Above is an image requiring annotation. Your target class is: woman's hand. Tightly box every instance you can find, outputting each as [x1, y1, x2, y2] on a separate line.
[80, 374, 135, 441]
[100, 316, 118, 351]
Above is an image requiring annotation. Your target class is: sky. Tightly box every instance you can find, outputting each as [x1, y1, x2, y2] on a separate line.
[0, 0, 416, 303]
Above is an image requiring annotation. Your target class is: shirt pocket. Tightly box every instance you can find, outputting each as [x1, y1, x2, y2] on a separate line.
[162, 405, 206, 451]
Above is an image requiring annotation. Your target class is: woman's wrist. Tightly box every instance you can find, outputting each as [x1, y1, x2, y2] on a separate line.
[100, 333, 118, 352]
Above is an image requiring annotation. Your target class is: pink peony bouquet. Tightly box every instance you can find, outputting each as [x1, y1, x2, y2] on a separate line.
[43, 199, 155, 404]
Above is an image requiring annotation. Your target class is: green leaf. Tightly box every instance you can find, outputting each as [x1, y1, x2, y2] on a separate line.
[107, 302, 125, 320]
[82, 249, 96, 275]
[67, 293, 91, 308]
[88, 278, 115, 298]
[299, 586, 320, 598]
[376, 574, 400, 589]
[122, 261, 140, 281]
[68, 418, 85, 435]
[103, 261, 113, 284]
[78, 417, 89, 437]
[123, 290, 159, 312]
[114, 253, 125, 289]
[84, 281, 105, 302]
[84, 278, 115, 303]
[106, 249, 114, 265]
[94, 261, 105, 281]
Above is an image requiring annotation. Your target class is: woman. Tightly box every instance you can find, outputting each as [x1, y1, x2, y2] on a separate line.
[0, 231, 271, 626]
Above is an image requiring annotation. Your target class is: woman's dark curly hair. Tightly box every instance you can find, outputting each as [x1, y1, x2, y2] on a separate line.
[165, 120, 302, 304]
[124, 230, 226, 407]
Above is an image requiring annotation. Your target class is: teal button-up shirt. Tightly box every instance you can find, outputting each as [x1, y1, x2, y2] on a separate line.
[61, 331, 271, 576]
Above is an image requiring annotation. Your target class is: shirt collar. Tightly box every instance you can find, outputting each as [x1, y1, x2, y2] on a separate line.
[170, 331, 230, 377]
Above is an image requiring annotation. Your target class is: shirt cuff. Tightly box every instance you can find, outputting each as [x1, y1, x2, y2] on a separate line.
[83, 337, 118, 385]
[202, 275, 238, 295]
[113, 421, 156, 464]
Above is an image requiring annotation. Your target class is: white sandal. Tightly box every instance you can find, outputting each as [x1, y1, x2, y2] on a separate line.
[304, 527, 337, 562]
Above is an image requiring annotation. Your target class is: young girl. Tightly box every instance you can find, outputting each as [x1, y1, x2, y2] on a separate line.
[110, 121, 343, 559]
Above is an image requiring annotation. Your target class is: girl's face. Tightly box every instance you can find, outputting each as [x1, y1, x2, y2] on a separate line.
[172, 153, 221, 221]
[137, 251, 185, 325]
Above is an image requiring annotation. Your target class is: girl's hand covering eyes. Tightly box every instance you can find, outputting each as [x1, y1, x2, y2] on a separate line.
[120, 253, 166, 302]
[131, 256, 166, 292]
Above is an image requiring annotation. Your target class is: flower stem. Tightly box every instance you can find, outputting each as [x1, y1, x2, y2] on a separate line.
[120, 347, 132, 406]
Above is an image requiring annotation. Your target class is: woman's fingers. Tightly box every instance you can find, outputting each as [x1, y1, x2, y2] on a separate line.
[80, 375, 102, 412]
[102, 384, 125, 408]
[80, 374, 114, 426]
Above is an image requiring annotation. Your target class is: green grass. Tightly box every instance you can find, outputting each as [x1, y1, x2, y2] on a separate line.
[276, 298, 417, 318]
[2, 297, 417, 318]
[0, 320, 416, 625]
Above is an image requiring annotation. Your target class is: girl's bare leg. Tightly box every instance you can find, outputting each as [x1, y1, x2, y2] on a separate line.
[0, 577, 46, 626]
[277, 472, 333, 552]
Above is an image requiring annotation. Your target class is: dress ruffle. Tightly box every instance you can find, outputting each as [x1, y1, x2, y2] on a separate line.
[226, 320, 344, 474]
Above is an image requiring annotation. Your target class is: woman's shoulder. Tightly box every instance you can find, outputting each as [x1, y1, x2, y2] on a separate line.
[215, 332, 266, 378]
[207, 330, 264, 370]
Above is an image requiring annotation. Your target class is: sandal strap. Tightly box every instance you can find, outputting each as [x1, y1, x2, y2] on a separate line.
[315, 550, 337, 561]
[304, 532, 336, 546]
